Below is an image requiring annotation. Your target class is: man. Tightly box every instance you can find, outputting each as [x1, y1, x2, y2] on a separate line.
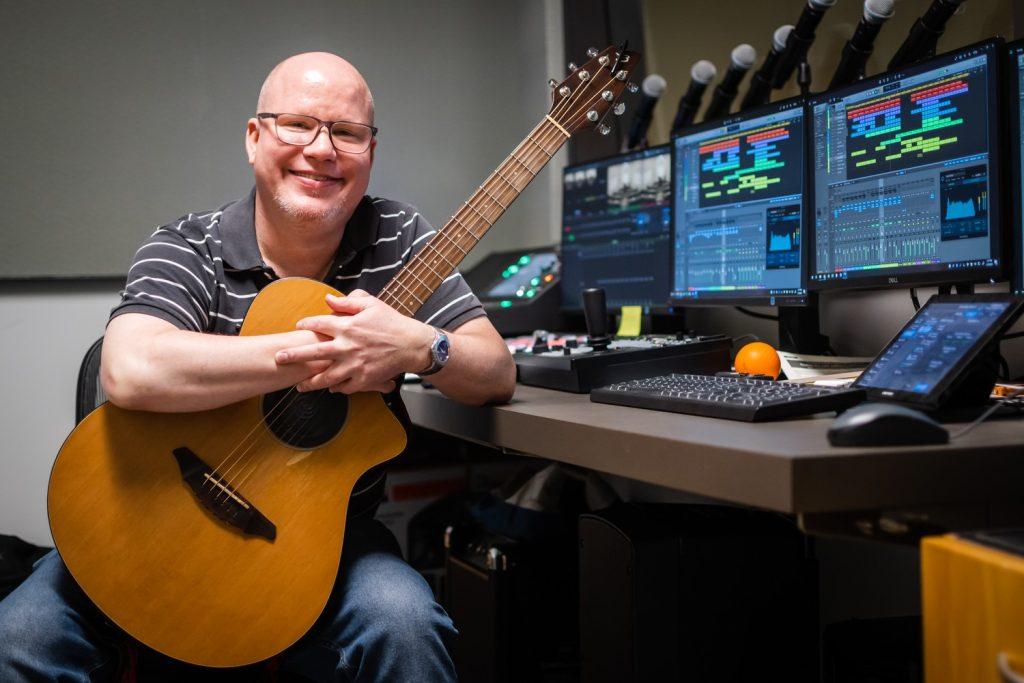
[0, 52, 515, 681]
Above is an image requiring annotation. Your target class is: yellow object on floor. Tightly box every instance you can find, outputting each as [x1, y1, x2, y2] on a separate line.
[922, 534, 1024, 682]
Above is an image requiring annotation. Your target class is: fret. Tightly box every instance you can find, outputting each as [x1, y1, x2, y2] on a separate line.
[478, 185, 507, 211]
[494, 168, 522, 194]
[463, 201, 493, 226]
[402, 265, 432, 292]
[390, 277, 424, 306]
[449, 215, 479, 244]
[440, 230, 469, 257]
[525, 135, 553, 158]
[423, 242, 457, 272]
[509, 152, 536, 178]
[418, 258, 445, 281]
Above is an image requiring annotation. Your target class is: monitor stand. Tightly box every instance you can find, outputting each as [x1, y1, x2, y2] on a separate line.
[778, 293, 830, 354]
[938, 283, 975, 295]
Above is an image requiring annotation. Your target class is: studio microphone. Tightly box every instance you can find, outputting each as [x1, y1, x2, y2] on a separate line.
[670, 60, 717, 134]
[740, 25, 793, 111]
[623, 73, 668, 151]
[888, 0, 966, 70]
[772, 0, 839, 89]
[829, 0, 895, 89]
[702, 44, 757, 122]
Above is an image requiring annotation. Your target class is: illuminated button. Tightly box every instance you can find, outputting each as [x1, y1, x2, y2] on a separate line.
[502, 270, 510, 278]
[543, 274, 554, 282]
[508, 265, 519, 274]
[518, 255, 531, 266]
[530, 277, 540, 286]
[500, 300, 513, 308]
[526, 289, 536, 298]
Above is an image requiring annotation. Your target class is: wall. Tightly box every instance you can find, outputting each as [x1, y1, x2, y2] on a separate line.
[0, 0, 564, 544]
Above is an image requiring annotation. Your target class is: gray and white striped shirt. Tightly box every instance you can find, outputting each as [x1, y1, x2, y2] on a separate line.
[109, 186, 485, 517]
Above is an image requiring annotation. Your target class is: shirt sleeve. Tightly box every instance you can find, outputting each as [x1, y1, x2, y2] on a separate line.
[108, 227, 216, 332]
[403, 212, 487, 331]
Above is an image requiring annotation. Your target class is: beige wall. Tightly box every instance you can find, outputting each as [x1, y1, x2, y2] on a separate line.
[644, 0, 1012, 143]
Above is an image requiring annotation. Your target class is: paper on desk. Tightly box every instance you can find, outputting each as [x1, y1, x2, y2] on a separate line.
[778, 351, 872, 381]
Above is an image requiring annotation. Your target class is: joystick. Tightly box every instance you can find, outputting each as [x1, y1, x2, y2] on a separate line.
[582, 288, 611, 351]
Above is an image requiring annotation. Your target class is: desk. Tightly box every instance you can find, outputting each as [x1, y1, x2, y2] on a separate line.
[402, 384, 1024, 538]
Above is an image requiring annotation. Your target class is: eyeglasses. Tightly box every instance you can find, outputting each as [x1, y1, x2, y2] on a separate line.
[257, 113, 378, 154]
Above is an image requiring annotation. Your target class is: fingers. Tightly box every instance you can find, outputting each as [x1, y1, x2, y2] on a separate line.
[276, 340, 336, 364]
[325, 292, 373, 315]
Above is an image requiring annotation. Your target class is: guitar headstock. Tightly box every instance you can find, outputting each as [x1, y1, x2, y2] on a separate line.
[548, 44, 642, 136]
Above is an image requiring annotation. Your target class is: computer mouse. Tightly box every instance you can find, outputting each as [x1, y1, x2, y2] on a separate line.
[828, 402, 949, 447]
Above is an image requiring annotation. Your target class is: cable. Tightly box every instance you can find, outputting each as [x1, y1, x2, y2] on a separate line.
[909, 288, 921, 312]
[735, 306, 779, 322]
[950, 387, 1024, 441]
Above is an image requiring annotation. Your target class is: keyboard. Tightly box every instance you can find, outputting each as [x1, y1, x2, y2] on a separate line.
[591, 373, 866, 422]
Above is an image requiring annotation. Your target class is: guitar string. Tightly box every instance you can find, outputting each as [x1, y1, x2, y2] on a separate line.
[210, 59, 625, 500]
[218, 62, 620, 498]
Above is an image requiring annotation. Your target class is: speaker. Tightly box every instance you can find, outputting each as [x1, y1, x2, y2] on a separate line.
[579, 503, 818, 683]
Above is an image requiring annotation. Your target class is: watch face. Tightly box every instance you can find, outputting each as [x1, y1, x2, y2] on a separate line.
[436, 336, 450, 363]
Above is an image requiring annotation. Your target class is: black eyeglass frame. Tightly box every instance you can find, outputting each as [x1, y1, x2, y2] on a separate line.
[256, 112, 378, 153]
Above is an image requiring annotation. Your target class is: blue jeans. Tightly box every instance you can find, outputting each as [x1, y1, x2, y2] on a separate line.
[0, 518, 457, 682]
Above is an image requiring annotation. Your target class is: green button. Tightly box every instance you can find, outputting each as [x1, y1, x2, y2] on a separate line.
[501, 270, 510, 278]
[508, 265, 519, 274]
[518, 255, 530, 266]
[530, 277, 540, 286]
[500, 300, 513, 308]
[526, 289, 536, 298]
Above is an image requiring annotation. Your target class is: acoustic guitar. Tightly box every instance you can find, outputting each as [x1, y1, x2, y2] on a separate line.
[47, 44, 639, 667]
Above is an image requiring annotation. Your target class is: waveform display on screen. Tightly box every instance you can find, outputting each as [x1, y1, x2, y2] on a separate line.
[845, 69, 987, 181]
[679, 211, 766, 290]
[766, 204, 801, 270]
[697, 120, 803, 208]
[769, 233, 792, 250]
[939, 165, 989, 240]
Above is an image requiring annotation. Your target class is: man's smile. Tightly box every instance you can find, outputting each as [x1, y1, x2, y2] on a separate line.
[289, 169, 343, 189]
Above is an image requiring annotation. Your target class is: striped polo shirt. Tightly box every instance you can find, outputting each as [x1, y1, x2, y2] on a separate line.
[109, 186, 485, 518]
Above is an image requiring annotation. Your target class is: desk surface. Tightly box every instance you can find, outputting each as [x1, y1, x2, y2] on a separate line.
[402, 383, 1024, 516]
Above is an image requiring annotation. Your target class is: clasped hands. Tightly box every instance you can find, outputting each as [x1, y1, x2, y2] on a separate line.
[275, 290, 434, 394]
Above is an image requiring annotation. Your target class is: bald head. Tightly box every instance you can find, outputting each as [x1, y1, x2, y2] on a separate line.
[257, 52, 374, 124]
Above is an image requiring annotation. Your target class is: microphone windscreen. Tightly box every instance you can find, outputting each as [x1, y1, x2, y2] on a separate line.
[810, 0, 838, 9]
[691, 60, 718, 84]
[731, 44, 757, 70]
[642, 74, 668, 98]
[865, 0, 895, 22]
[773, 25, 795, 52]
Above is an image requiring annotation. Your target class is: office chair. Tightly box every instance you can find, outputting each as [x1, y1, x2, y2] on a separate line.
[75, 337, 106, 425]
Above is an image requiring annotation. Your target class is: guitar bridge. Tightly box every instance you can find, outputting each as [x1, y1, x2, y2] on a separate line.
[172, 447, 276, 541]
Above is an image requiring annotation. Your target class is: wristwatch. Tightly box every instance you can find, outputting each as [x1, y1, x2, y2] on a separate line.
[418, 326, 450, 376]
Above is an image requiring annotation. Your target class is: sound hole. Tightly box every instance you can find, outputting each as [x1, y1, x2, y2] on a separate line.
[261, 388, 348, 449]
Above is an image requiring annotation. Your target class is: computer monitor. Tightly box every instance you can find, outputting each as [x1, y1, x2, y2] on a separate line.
[808, 38, 1003, 291]
[559, 144, 673, 311]
[1007, 39, 1024, 295]
[670, 98, 809, 306]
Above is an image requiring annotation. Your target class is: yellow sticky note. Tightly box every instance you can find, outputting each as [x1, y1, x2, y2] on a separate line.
[616, 305, 642, 337]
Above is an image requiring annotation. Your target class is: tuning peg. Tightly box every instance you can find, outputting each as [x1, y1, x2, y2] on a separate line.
[548, 78, 558, 89]
[577, 69, 590, 81]
[627, 81, 639, 94]
[568, 62, 578, 72]
[598, 124, 612, 136]
[587, 111, 599, 122]
[598, 55, 610, 67]
[601, 90, 614, 101]
[586, 47, 599, 58]
[615, 70, 628, 81]
[613, 102, 626, 116]
[558, 85, 571, 97]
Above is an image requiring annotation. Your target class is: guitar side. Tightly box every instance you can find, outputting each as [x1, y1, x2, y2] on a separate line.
[47, 278, 407, 667]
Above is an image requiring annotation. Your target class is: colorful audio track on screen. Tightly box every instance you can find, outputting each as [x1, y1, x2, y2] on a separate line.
[672, 100, 807, 306]
[698, 120, 802, 208]
[809, 41, 1000, 288]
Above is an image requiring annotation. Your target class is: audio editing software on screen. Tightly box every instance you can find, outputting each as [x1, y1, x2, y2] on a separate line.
[672, 100, 807, 305]
[809, 43, 1000, 287]
[560, 146, 672, 310]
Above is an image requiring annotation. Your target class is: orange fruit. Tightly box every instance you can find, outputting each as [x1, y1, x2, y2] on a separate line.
[734, 341, 781, 379]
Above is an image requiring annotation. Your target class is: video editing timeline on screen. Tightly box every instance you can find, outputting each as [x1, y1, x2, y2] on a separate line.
[560, 145, 672, 310]
[672, 101, 806, 305]
[810, 44, 1000, 286]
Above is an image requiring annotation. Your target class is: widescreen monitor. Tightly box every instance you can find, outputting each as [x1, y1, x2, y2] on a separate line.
[1007, 39, 1024, 295]
[670, 98, 809, 306]
[807, 39, 1003, 291]
[559, 144, 673, 311]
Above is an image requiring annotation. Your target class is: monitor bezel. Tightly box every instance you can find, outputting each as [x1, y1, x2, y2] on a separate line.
[852, 293, 1024, 409]
[806, 37, 1006, 292]
[1007, 38, 1024, 296]
[558, 143, 675, 314]
[668, 96, 811, 308]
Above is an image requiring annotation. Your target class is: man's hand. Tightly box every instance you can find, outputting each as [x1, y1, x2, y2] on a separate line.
[274, 290, 434, 394]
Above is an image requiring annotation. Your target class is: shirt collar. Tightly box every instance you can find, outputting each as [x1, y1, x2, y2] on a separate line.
[219, 186, 381, 271]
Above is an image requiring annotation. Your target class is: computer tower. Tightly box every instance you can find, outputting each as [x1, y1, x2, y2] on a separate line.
[579, 503, 819, 683]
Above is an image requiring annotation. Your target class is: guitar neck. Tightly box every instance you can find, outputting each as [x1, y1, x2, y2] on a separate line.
[378, 116, 569, 317]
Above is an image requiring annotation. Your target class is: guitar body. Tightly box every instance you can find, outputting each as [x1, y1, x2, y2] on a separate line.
[47, 278, 407, 667]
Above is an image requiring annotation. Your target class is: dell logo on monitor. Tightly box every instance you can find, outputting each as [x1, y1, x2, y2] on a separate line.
[888, 277, 899, 284]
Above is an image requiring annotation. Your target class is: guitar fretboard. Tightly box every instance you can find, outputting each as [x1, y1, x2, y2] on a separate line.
[378, 116, 569, 317]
